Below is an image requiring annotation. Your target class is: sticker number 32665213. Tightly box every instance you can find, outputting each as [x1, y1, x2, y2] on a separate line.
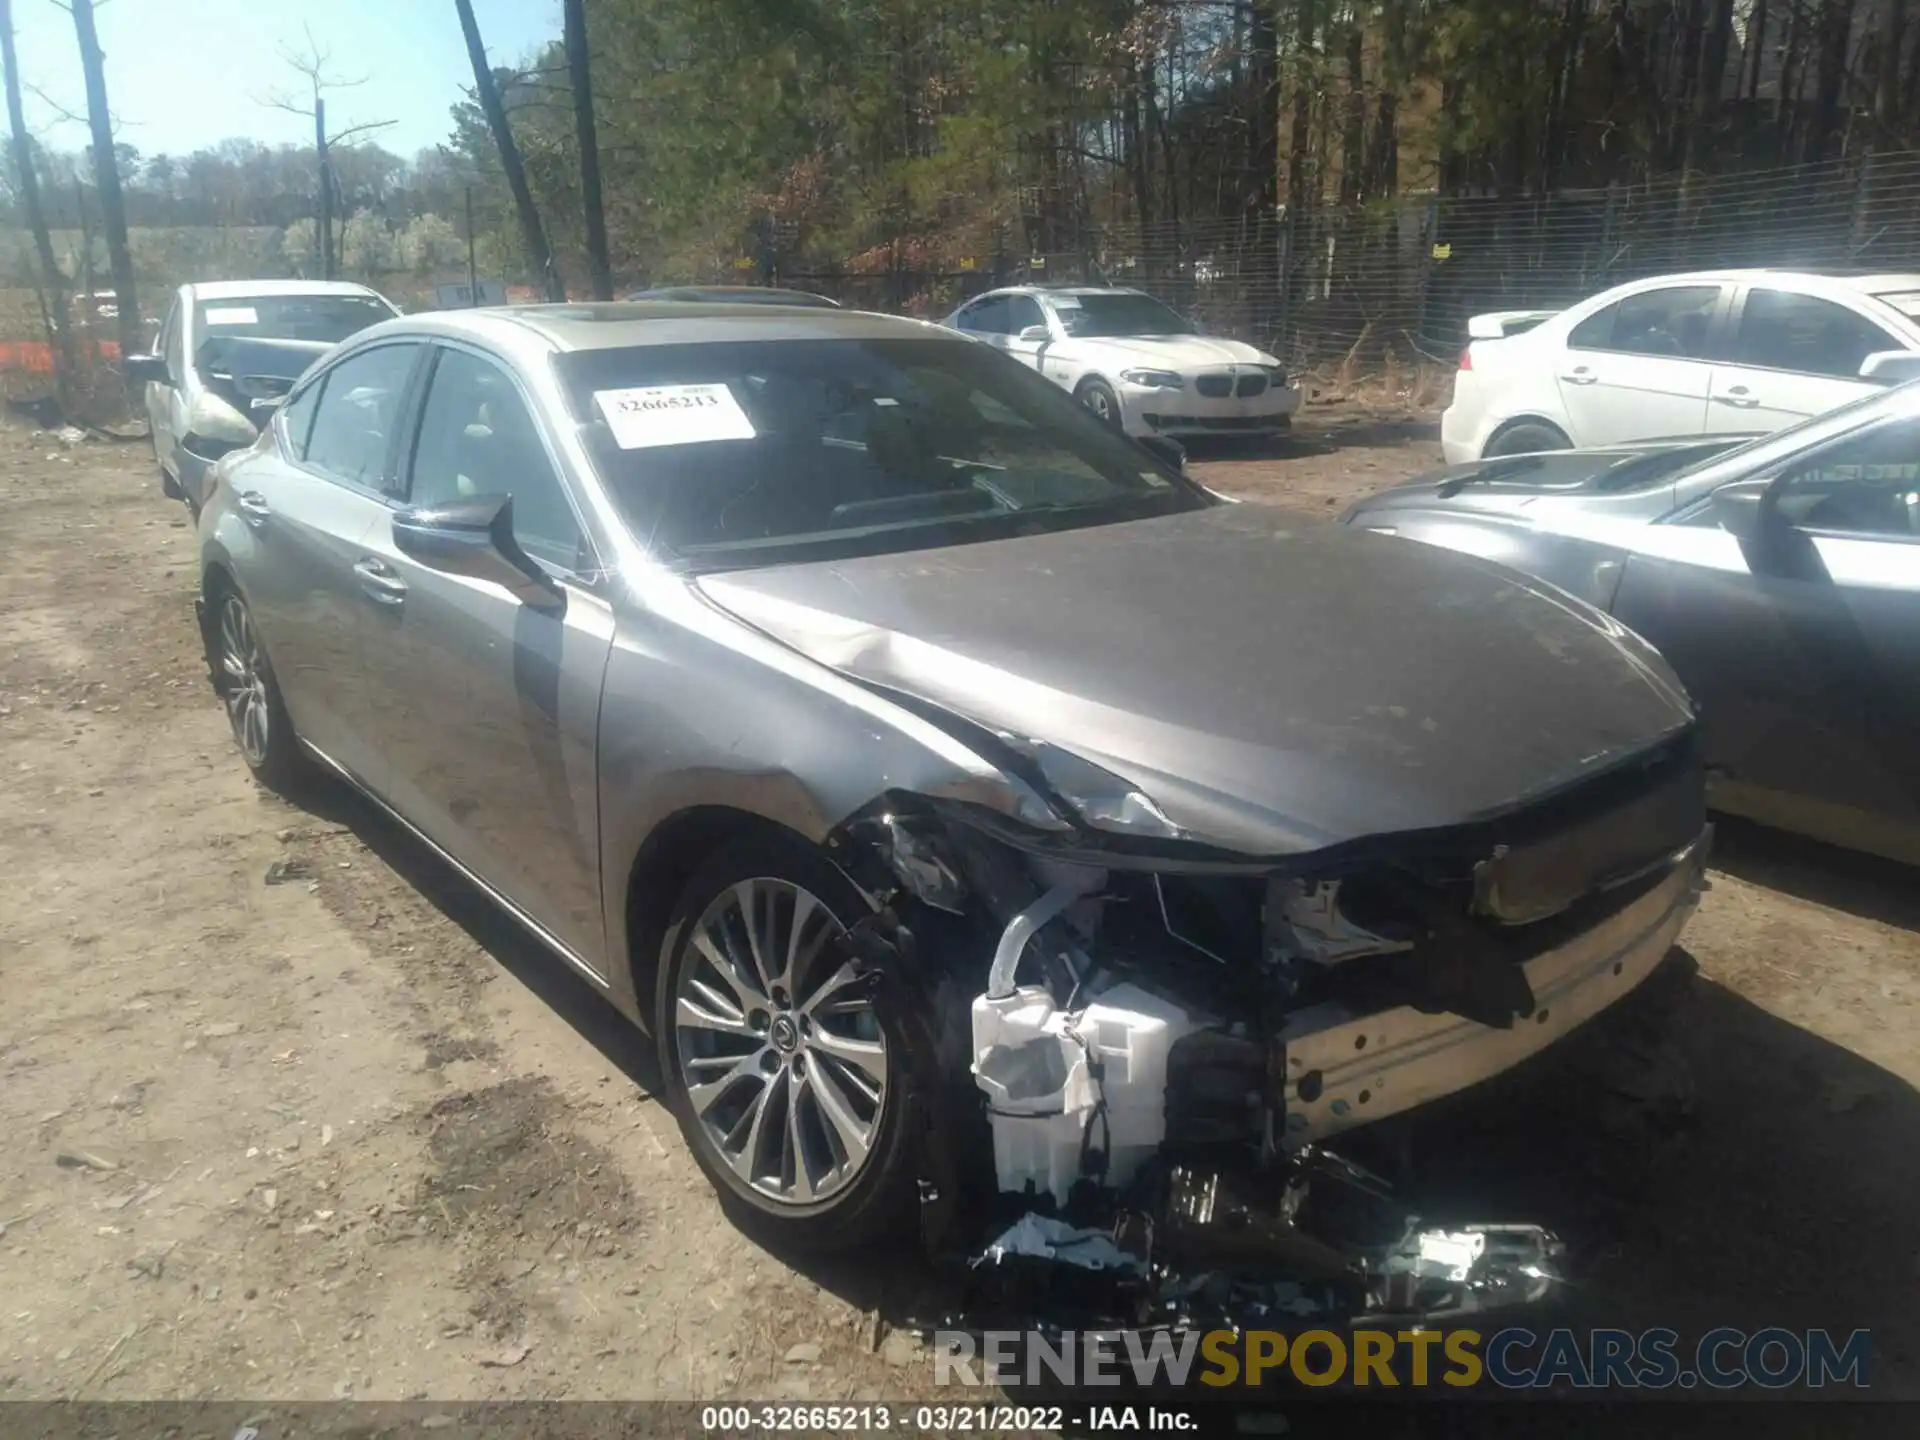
[593, 384, 757, 450]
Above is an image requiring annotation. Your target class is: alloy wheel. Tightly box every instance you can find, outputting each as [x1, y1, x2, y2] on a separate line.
[672, 878, 888, 1207]
[217, 594, 271, 765]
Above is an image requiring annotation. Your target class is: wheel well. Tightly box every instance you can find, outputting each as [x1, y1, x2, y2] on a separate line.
[1075, 374, 1114, 395]
[623, 805, 822, 1028]
[199, 562, 236, 652]
[1486, 415, 1570, 447]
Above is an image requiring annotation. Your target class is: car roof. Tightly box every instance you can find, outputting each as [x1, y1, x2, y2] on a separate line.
[358, 301, 961, 354]
[968, 284, 1149, 301]
[187, 279, 391, 302]
[1605, 268, 1920, 297]
[628, 286, 840, 306]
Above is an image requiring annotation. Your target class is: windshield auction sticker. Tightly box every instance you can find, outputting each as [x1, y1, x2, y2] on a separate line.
[202, 306, 259, 326]
[594, 383, 757, 449]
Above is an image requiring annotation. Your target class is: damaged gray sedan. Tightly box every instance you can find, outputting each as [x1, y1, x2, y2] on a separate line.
[195, 303, 1708, 1320]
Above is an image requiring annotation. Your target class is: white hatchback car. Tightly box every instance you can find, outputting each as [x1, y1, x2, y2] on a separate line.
[1442, 269, 1920, 463]
[943, 285, 1302, 439]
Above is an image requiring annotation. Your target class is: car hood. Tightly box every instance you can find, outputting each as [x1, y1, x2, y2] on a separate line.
[1066, 334, 1275, 369]
[695, 506, 1695, 856]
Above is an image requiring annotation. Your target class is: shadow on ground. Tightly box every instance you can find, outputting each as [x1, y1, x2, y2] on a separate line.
[288, 773, 1918, 1398]
[1709, 813, 1920, 933]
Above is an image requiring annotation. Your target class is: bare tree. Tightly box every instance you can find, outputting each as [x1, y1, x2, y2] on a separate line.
[67, 0, 139, 369]
[564, 0, 612, 299]
[0, 0, 76, 409]
[262, 26, 394, 280]
[454, 0, 564, 301]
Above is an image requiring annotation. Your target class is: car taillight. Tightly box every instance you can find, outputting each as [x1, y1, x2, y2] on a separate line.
[1458, 347, 1473, 371]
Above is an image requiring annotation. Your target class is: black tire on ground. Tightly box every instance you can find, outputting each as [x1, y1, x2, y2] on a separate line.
[1483, 420, 1571, 458]
[204, 579, 307, 794]
[160, 464, 183, 500]
[653, 833, 918, 1252]
[1077, 377, 1124, 429]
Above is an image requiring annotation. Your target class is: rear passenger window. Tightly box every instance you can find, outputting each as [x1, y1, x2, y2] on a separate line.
[302, 343, 420, 490]
[1733, 290, 1900, 380]
[1568, 286, 1720, 359]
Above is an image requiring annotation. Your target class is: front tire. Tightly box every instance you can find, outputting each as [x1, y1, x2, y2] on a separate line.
[208, 583, 306, 793]
[1077, 377, 1123, 429]
[655, 835, 915, 1251]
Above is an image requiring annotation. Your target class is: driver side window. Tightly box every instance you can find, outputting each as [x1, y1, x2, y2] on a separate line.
[302, 343, 421, 492]
[1775, 419, 1920, 539]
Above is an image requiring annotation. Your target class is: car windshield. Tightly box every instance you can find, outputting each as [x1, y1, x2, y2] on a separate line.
[1051, 293, 1196, 338]
[195, 294, 397, 346]
[554, 337, 1209, 572]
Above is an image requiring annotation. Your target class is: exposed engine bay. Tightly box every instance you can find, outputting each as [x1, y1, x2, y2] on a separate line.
[822, 727, 1710, 1331]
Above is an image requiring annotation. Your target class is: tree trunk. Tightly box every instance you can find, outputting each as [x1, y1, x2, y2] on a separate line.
[315, 97, 335, 279]
[1362, 0, 1409, 200]
[1744, 0, 1767, 103]
[1804, 0, 1857, 162]
[0, 0, 76, 410]
[1285, 0, 1316, 220]
[564, 0, 613, 299]
[1875, 0, 1907, 130]
[1684, 0, 1736, 175]
[1339, 19, 1365, 205]
[68, 0, 140, 370]
[454, 0, 565, 301]
[1248, 0, 1278, 213]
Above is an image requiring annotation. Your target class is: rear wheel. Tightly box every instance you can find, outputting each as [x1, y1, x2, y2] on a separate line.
[1483, 420, 1571, 459]
[655, 835, 915, 1251]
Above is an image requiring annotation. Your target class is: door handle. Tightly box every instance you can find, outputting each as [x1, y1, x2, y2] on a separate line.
[1559, 367, 1598, 385]
[352, 557, 408, 607]
[236, 490, 271, 526]
[1716, 385, 1760, 408]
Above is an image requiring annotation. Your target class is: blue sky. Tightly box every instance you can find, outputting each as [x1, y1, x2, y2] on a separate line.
[9, 0, 561, 161]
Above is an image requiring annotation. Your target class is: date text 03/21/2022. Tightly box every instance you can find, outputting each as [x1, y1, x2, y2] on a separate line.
[699, 1404, 1197, 1432]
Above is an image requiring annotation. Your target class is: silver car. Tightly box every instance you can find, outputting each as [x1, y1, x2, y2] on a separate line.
[1343, 380, 1920, 866]
[194, 303, 1708, 1258]
[127, 280, 399, 514]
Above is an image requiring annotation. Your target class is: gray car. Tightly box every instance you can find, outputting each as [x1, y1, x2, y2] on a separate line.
[1343, 382, 1920, 866]
[194, 302, 1709, 1258]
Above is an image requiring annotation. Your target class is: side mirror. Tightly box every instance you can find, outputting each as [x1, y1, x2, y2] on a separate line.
[124, 354, 169, 386]
[392, 494, 566, 613]
[1137, 434, 1187, 473]
[1857, 350, 1920, 385]
[1710, 476, 1773, 540]
[1017, 325, 1051, 343]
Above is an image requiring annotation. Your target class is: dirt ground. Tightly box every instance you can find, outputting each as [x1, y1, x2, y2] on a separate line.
[2, 407, 1918, 1403]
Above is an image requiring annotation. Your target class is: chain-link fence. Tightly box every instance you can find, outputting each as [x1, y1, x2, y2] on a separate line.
[745, 152, 1920, 381]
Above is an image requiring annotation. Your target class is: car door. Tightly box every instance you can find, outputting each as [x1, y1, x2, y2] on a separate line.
[355, 342, 616, 974]
[231, 340, 426, 787]
[1703, 286, 1900, 435]
[1610, 416, 1920, 856]
[1554, 283, 1726, 446]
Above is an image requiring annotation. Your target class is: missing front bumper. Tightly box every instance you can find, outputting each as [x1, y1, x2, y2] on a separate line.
[1278, 828, 1711, 1144]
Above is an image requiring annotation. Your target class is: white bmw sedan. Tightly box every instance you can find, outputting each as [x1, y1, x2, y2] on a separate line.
[943, 285, 1301, 439]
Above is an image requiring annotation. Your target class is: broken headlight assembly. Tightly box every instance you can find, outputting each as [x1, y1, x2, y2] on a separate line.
[829, 730, 1708, 1329]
